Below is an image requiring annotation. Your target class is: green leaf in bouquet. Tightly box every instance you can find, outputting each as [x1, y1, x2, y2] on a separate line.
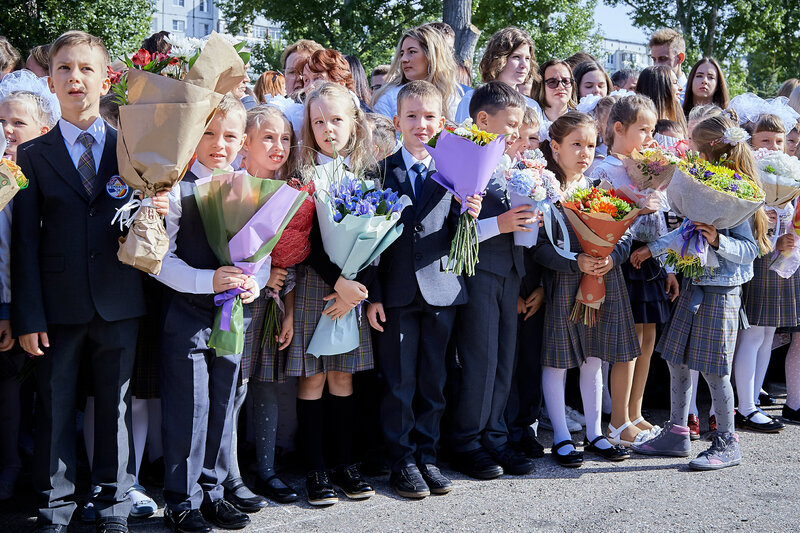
[209, 297, 245, 357]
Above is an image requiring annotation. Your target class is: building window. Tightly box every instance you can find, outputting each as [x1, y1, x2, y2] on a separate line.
[151, 18, 158, 31]
[173, 19, 186, 32]
[269, 28, 282, 42]
[253, 25, 267, 39]
[173, 0, 185, 6]
[202, 24, 210, 35]
[199, 0, 208, 12]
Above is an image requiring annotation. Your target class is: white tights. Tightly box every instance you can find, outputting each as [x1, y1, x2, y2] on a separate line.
[734, 325, 776, 423]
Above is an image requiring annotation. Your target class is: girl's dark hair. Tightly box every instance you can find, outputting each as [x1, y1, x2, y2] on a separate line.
[141, 31, 172, 55]
[573, 60, 612, 97]
[345, 54, 372, 107]
[682, 57, 729, 117]
[540, 111, 597, 187]
[605, 94, 657, 148]
[636, 65, 687, 137]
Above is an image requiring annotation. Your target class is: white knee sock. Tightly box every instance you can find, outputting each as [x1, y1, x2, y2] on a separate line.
[753, 326, 776, 405]
[542, 366, 572, 453]
[580, 357, 609, 448]
[734, 326, 771, 423]
[786, 334, 800, 410]
[131, 397, 148, 478]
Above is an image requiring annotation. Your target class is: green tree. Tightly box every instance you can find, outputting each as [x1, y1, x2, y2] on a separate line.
[219, 0, 441, 71]
[1, 0, 154, 59]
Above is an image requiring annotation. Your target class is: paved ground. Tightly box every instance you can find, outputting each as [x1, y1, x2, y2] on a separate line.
[3, 396, 799, 533]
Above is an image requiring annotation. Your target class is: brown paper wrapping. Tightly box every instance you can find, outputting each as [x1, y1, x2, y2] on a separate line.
[762, 180, 800, 209]
[0, 165, 20, 213]
[115, 32, 246, 274]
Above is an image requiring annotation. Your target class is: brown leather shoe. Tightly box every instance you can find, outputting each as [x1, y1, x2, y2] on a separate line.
[687, 414, 701, 440]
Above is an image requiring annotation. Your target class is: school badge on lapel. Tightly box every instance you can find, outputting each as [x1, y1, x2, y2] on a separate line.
[106, 175, 129, 199]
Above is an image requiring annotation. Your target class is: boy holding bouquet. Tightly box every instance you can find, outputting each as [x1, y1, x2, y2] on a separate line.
[366, 81, 481, 499]
[155, 95, 263, 532]
[11, 31, 168, 533]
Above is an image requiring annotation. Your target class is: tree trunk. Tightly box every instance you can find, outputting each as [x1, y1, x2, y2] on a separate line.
[443, 0, 481, 65]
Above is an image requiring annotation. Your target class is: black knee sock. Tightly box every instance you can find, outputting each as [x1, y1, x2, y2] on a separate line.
[296, 398, 325, 472]
[328, 394, 355, 470]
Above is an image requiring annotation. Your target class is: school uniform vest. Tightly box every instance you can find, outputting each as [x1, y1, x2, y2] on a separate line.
[476, 174, 525, 277]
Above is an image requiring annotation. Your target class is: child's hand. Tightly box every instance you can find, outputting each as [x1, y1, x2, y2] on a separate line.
[152, 190, 170, 216]
[462, 194, 482, 219]
[334, 277, 368, 307]
[321, 293, 354, 320]
[665, 273, 680, 302]
[517, 296, 526, 315]
[577, 253, 609, 275]
[524, 287, 545, 319]
[497, 205, 536, 234]
[367, 302, 386, 332]
[20, 332, 49, 357]
[276, 315, 294, 350]
[213, 266, 248, 293]
[776, 233, 797, 252]
[595, 255, 614, 276]
[240, 276, 259, 304]
[630, 246, 652, 269]
[267, 267, 288, 291]
[0, 320, 14, 351]
[693, 222, 719, 248]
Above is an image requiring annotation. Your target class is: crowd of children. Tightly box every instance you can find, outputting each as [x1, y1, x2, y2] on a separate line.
[1, 21, 800, 533]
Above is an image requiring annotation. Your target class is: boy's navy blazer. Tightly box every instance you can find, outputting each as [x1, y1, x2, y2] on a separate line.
[371, 150, 467, 309]
[10, 123, 145, 336]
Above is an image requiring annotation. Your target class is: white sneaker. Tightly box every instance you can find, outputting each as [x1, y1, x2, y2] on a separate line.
[540, 408, 582, 433]
[565, 406, 586, 427]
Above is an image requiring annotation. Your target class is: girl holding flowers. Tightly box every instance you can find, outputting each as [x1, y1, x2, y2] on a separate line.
[590, 95, 680, 447]
[631, 114, 770, 470]
[534, 112, 637, 467]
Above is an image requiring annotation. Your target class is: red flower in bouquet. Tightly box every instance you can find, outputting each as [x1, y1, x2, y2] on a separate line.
[131, 49, 152, 67]
[107, 66, 123, 85]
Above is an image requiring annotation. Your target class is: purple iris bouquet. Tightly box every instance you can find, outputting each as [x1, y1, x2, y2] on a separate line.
[330, 175, 405, 221]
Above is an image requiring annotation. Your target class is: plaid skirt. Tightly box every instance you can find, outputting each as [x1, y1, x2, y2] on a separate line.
[541, 266, 641, 369]
[242, 292, 287, 384]
[742, 255, 800, 328]
[657, 283, 744, 376]
[286, 265, 374, 377]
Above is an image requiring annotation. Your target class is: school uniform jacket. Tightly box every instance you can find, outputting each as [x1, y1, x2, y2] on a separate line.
[10, 124, 145, 336]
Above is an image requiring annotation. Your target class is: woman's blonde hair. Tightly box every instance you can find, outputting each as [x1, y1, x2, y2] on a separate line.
[299, 82, 376, 180]
[245, 105, 298, 180]
[692, 113, 772, 254]
[372, 25, 462, 120]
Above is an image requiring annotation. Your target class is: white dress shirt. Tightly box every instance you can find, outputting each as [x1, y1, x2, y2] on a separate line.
[59, 117, 106, 172]
[154, 160, 271, 294]
[400, 146, 432, 199]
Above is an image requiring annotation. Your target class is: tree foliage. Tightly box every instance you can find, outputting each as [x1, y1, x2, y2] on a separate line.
[1, 0, 154, 59]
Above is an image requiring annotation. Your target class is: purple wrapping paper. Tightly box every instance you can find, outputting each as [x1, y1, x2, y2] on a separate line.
[424, 131, 506, 213]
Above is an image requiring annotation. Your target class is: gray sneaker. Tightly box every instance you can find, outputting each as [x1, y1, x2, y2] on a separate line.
[631, 421, 691, 457]
[689, 432, 741, 470]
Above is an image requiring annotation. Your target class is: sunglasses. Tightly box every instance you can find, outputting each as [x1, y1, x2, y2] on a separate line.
[544, 77, 574, 89]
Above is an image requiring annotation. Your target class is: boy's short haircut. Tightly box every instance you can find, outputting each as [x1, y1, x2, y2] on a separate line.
[49, 31, 110, 74]
[396, 80, 444, 116]
[611, 68, 637, 88]
[371, 64, 390, 78]
[469, 81, 526, 120]
[28, 44, 51, 72]
[521, 106, 539, 127]
[365, 113, 397, 156]
[655, 118, 681, 136]
[649, 28, 686, 55]
[216, 93, 248, 133]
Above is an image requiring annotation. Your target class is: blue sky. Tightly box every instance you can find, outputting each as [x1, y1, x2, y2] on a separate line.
[594, 1, 648, 42]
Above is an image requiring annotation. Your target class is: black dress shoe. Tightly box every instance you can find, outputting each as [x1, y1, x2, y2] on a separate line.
[200, 499, 250, 530]
[306, 470, 338, 506]
[224, 478, 267, 513]
[583, 436, 630, 462]
[758, 391, 776, 406]
[488, 444, 535, 475]
[735, 410, 785, 433]
[254, 473, 299, 503]
[163, 508, 212, 533]
[452, 448, 504, 480]
[512, 435, 545, 459]
[783, 404, 800, 423]
[96, 517, 128, 533]
[418, 464, 453, 494]
[551, 440, 583, 468]
[389, 465, 430, 499]
[332, 464, 375, 500]
[31, 522, 68, 533]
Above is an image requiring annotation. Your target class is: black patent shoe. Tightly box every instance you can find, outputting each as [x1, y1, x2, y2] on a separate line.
[331, 464, 375, 500]
[418, 464, 453, 494]
[389, 465, 430, 499]
[758, 391, 776, 406]
[735, 410, 785, 433]
[551, 440, 583, 468]
[488, 444, 535, 475]
[254, 473, 299, 504]
[452, 447, 504, 480]
[782, 404, 800, 424]
[223, 477, 267, 513]
[583, 436, 630, 462]
[200, 499, 250, 530]
[163, 508, 212, 533]
[306, 470, 338, 506]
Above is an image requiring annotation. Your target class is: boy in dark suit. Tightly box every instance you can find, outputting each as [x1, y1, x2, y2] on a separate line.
[450, 81, 537, 479]
[11, 31, 168, 533]
[366, 81, 481, 499]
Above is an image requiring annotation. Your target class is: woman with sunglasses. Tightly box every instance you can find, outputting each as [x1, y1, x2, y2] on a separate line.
[534, 59, 578, 141]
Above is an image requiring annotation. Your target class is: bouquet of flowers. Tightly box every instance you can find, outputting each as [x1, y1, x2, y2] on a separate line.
[113, 32, 248, 275]
[306, 160, 411, 357]
[506, 150, 573, 258]
[621, 145, 682, 192]
[0, 158, 28, 212]
[425, 119, 506, 276]
[663, 153, 765, 277]
[194, 170, 307, 356]
[562, 187, 640, 325]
